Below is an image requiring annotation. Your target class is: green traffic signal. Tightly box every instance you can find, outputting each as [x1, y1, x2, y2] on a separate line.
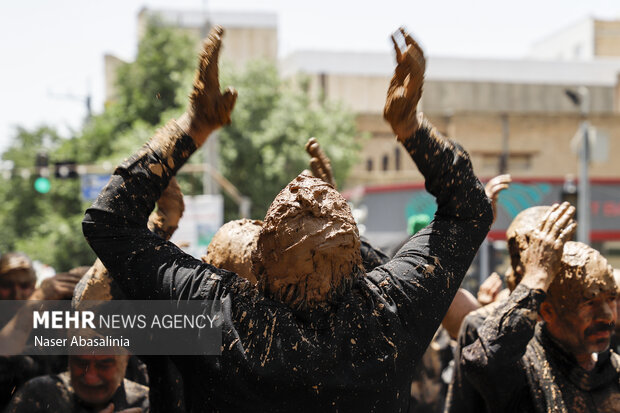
[34, 177, 51, 193]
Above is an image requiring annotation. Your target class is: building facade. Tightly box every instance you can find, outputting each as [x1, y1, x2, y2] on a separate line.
[105, 12, 620, 270]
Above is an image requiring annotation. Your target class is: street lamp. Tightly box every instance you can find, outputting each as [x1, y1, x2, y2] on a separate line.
[564, 87, 590, 244]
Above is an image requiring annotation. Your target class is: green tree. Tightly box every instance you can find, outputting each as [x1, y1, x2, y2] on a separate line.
[114, 17, 196, 128]
[0, 19, 362, 270]
[57, 17, 197, 165]
[0, 18, 198, 271]
[218, 60, 361, 220]
[0, 126, 96, 269]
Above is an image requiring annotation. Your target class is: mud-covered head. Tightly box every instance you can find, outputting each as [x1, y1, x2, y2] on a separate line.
[547, 242, 616, 314]
[203, 218, 263, 284]
[0, 252, 36, 300]
[544, 242, 617, 355]
[506, 206, 552, 290]
[253, 173, 362, 310]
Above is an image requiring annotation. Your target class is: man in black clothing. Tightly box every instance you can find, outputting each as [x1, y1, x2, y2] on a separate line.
[444, 205, 555, 413]
[5, 354, 147, 412]
[462, 204, 620, 412]
[82, 26, 492, 412]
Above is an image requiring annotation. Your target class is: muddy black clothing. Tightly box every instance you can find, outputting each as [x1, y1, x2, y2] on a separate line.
[410, 326, 455, 413]
[3, 371, 148, 412]
[0, 355, 66, 411]
[360, 237, 390, 271]
[444, 299, 503, 413]
[82, 119, 492, 412]
[462, 284, 620, 413]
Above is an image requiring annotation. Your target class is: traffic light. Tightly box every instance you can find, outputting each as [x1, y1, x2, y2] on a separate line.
[34, 153, 51, 193]
[35, 153, 49, 174]
[54, 161, 78, 179]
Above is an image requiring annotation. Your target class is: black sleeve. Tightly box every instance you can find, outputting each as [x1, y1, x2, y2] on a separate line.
[444, 308, 489, 413]
[82, 120, 241, 301]
[359, 237, 390, 271]
[3, 375, 68, 413]
[364, 118, 493, 356]
[461, 284, 546, 409]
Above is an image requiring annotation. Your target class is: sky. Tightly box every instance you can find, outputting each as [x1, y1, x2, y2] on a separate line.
[1, 0, 619, 155]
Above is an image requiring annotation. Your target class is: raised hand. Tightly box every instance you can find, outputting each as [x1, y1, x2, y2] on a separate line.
[187, 26, 238, 146]
[383, 27, 426, 141]
[519, 202, 577, 292]
[305, 137, 336, 188]
[148, 177, 184, 240]
[485, 174, 511, 224]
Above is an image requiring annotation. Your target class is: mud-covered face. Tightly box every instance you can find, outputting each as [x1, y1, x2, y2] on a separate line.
[253, 174, 361, 310]
[547, 242, 618, 354]
[552, 290, 617, 355]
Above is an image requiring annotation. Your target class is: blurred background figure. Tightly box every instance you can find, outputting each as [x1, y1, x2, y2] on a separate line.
[5, 353, 147, 413]
[0, 253, 37, 301]
[0, 253, 84, 410]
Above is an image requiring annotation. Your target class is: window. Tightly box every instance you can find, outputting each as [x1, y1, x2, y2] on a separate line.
[395, 147, 401, 171]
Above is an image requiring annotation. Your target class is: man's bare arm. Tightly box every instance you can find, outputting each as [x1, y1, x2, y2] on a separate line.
[83, 26, 238, 300]
[0, 270, 82, 355]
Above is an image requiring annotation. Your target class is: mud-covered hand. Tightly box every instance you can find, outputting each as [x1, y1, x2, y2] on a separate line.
[519, 202, 577, 292]
[147, 177, 184, 240]
[383, 27, 426, 142]
[305, 137, 336, 188]
[186, 26, 237, 147]
[485, 174, 511, 224]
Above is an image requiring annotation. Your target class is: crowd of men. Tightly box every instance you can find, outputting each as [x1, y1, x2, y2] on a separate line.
[0, 26, 618, 412]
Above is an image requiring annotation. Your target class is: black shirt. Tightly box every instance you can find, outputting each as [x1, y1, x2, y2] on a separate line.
[82, 118, 492, 412]
[462, 284, 620, 413]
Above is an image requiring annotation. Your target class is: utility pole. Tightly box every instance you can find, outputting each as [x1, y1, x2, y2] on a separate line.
[47, 80, 93, 122]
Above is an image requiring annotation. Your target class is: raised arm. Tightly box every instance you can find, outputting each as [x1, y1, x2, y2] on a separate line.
[461, 203, 575, 408]
[82, 26, 238, 300]
[365, 28, 492, 354]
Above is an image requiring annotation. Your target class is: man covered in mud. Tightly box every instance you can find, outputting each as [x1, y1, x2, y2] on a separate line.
[445, 205, 561, 413]
[203, 137, 390, 284]
[82, 26, 492, 411]
[461, 205, 620, 412]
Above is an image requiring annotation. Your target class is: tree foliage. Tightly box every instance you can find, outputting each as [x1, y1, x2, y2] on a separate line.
[0, 18, 361, 271]
[0, 126, 95, 269]
[0, 18, 196, 271]
[218, 61, 361, 219]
